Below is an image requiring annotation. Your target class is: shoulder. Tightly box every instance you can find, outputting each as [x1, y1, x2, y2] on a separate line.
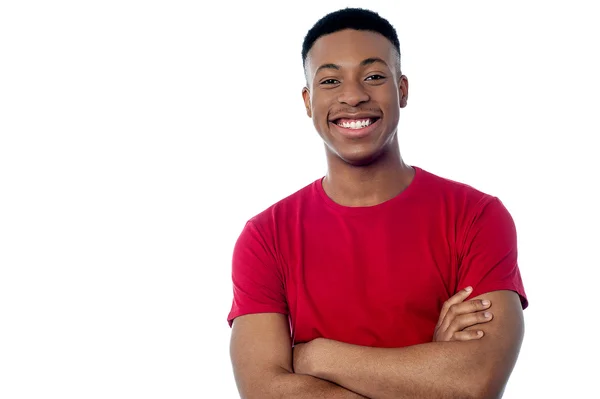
[418, 168, 518, 253]
[246, 177, 321, 229]
[415, 166, 499, 213]
[413, 167, 515, 236]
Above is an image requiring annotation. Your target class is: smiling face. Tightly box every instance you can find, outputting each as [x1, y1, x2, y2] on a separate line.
[302, 29, 408, 166]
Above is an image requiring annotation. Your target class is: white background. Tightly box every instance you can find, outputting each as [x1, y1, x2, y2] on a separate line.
[1, 1, 599, 398]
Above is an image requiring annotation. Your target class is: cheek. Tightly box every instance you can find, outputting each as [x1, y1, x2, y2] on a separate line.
[380, 89, 401, 117]
[311, 98, 330, 126]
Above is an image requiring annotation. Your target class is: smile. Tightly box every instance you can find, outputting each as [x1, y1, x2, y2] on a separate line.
[329, 117, 382, 138]
[335, 118, 378, 129]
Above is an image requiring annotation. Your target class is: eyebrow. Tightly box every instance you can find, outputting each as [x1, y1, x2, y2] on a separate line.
[315, 57, 389, 75]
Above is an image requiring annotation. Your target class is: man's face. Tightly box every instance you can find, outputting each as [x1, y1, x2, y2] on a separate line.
[303, 29, 408, 166]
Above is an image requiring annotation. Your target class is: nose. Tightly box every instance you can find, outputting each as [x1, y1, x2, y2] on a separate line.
[337, 81, 370, 107]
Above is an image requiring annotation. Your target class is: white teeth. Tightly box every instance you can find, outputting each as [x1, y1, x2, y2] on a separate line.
[338, 119, 373, 129]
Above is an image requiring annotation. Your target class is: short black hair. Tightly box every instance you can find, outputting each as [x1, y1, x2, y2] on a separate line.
[301, 8, 401, 70]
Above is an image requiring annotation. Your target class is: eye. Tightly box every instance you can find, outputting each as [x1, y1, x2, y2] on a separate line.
[365, 74, 386, 81]
[320, 79, 340, 85]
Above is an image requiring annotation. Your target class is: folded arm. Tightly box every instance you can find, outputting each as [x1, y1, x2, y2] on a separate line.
[295, 290, 524, 399]
[230, 313, 368, 399]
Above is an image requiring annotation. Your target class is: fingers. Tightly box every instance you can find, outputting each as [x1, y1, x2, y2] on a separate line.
[450, 299, 492, 317]
[452, 329, 485, 341]
[438, 286, 473, 325]
[439, 299, 492, 332]
[448, 309, 494, 333]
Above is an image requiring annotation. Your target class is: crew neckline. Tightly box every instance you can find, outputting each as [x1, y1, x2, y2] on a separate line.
[314, 166, 424, 216]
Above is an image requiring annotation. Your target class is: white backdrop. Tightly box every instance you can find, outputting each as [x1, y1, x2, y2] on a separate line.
[1, 1, 599, 398]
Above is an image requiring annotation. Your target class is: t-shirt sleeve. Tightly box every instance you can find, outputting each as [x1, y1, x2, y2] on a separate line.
[227, 219, 288, 327]
[457, 197, 528, 309]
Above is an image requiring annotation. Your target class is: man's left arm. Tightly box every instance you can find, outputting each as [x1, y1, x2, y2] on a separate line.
[295, 197, 527, 399]
[295, 289, 524, 399]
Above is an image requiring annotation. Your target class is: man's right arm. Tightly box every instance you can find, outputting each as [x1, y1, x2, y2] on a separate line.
[230, 313, 367, 399]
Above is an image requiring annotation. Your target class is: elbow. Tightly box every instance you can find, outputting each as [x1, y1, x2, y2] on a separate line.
[465, 348, 518, 398]
[470, 388, 504, 399]
[467, 374, 506, 399]
[451, 359, 506, 399]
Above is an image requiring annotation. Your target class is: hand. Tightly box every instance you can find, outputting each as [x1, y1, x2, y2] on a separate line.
[293, 341, 313, 375]
[433, 286, 493, 342]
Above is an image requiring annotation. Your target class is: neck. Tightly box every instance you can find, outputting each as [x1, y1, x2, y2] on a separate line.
[322, 136, 415, 207]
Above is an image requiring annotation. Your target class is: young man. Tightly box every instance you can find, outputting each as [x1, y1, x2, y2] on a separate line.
[228, 8, 528, 399]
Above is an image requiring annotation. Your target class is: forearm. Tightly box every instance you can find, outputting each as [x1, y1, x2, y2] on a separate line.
[310, 339, 498, 399]
[266, 371, 368, 399]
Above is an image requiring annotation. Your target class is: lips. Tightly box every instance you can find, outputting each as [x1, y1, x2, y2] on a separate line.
[333, 117, 379, 129]
[329, 117, 382, 139]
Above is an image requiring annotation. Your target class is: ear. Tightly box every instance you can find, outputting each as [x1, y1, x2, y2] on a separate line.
[399, 75, 409, 108]
[302, 87, 312, 118]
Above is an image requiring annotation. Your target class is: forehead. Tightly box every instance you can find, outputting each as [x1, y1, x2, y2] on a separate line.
[306, 29, 396, 74]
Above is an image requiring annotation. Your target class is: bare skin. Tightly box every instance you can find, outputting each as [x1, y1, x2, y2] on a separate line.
[292, 291, 523, 399]
[231, 288, 493, 399]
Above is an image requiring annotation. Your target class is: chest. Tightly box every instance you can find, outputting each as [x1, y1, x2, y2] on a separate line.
[284, 213, 458, 347]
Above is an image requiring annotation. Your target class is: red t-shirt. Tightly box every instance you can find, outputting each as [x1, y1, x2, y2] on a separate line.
[227, 166, 528, 348]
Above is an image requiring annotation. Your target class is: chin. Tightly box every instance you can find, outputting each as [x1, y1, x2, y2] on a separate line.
[331, 146, 384, 167]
